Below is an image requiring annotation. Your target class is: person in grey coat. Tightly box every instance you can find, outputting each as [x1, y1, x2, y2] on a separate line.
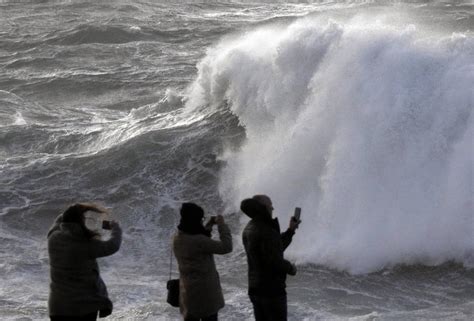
[173, 202, 233, 321]
[47, 203, 122, 321]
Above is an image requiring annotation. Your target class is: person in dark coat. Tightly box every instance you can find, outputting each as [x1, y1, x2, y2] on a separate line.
[173, 202, 233, 321]
[47, 203, 122, 321]
[241, 195, 300, 321]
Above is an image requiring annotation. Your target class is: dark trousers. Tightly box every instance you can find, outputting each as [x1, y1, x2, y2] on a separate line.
[184, 313, 218, 321]
[50, 311, 97, 321]
[249, 294, 287, 321]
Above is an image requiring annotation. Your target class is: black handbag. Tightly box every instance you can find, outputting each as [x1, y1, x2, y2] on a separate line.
[166, 278, 180, 307]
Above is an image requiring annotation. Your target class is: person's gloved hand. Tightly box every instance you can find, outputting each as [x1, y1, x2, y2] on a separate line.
[216, 215, 225, 225]
[289, 217, 301, 232]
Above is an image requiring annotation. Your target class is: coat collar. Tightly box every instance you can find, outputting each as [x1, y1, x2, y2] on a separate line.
[253, 215, 281, 233]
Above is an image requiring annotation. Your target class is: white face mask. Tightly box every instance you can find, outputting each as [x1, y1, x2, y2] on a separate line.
[84, 211, 110, 232]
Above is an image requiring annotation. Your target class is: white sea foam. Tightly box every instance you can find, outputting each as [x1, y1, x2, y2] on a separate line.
[13, 112, 27, 126]
[187, 17, 474, 273]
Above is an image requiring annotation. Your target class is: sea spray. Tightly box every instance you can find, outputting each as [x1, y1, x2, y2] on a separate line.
[186, 17, 474, 273]
[1, 2, 473, 319]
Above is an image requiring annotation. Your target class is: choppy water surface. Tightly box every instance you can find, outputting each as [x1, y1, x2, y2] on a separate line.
[0, 1, 473, 320]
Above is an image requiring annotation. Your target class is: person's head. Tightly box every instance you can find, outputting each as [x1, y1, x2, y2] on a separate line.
[252, 195, 274, 217]
[180, 202, 204, 223]
[178, 202, 210, 236]
[62, 203, 103, 239]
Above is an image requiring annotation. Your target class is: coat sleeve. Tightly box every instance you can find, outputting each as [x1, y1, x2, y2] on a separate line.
[86, 224, 122, 258]
[197, 223, 233, 255]
[260, 229, 293, 275]
[280, 228, 295, 251]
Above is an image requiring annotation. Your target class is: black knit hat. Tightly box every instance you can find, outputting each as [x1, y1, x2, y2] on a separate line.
[180, 202, 204, 220]
[178, 203, 208, 236]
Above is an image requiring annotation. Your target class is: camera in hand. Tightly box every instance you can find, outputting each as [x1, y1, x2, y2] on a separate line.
[102, 220, 112, 230]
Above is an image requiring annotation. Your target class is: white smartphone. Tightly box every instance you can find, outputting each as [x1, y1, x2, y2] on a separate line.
[294, 207, 301, 220]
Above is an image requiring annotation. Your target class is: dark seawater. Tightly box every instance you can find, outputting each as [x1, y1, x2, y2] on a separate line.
[0, 1, 473, 320]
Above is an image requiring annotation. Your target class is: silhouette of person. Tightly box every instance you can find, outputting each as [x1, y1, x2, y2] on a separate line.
[241, 195, 300, 321]
[47, 203, 122, 321]
[173, 203, 233, 321]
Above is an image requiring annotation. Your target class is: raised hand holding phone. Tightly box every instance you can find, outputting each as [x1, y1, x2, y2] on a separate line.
[289, 207, 302, 231]
[84, 207, 113, 232]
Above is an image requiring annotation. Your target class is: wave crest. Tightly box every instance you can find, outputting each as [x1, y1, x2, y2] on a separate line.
[186, 18, 474, 273]
[46, 24, 188, 45]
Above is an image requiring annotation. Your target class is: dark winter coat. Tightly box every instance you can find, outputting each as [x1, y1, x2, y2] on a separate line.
[241, 199, 294, 297]
[173, 222, 232, 318]
[47, 214, 122, 317]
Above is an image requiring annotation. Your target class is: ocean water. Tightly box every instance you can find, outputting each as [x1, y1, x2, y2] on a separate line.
[0, 0, 473, 320]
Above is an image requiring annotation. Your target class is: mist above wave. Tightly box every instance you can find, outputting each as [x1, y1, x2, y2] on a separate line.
[186, 16, 474, 273]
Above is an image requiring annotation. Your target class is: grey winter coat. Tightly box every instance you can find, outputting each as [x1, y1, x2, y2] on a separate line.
[47, 214, 122, 317]
[173, 222, 232, 319]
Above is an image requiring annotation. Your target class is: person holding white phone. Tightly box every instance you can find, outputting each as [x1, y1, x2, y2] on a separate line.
[241, 195, 301, 321]
[47, 203, 122, 321]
